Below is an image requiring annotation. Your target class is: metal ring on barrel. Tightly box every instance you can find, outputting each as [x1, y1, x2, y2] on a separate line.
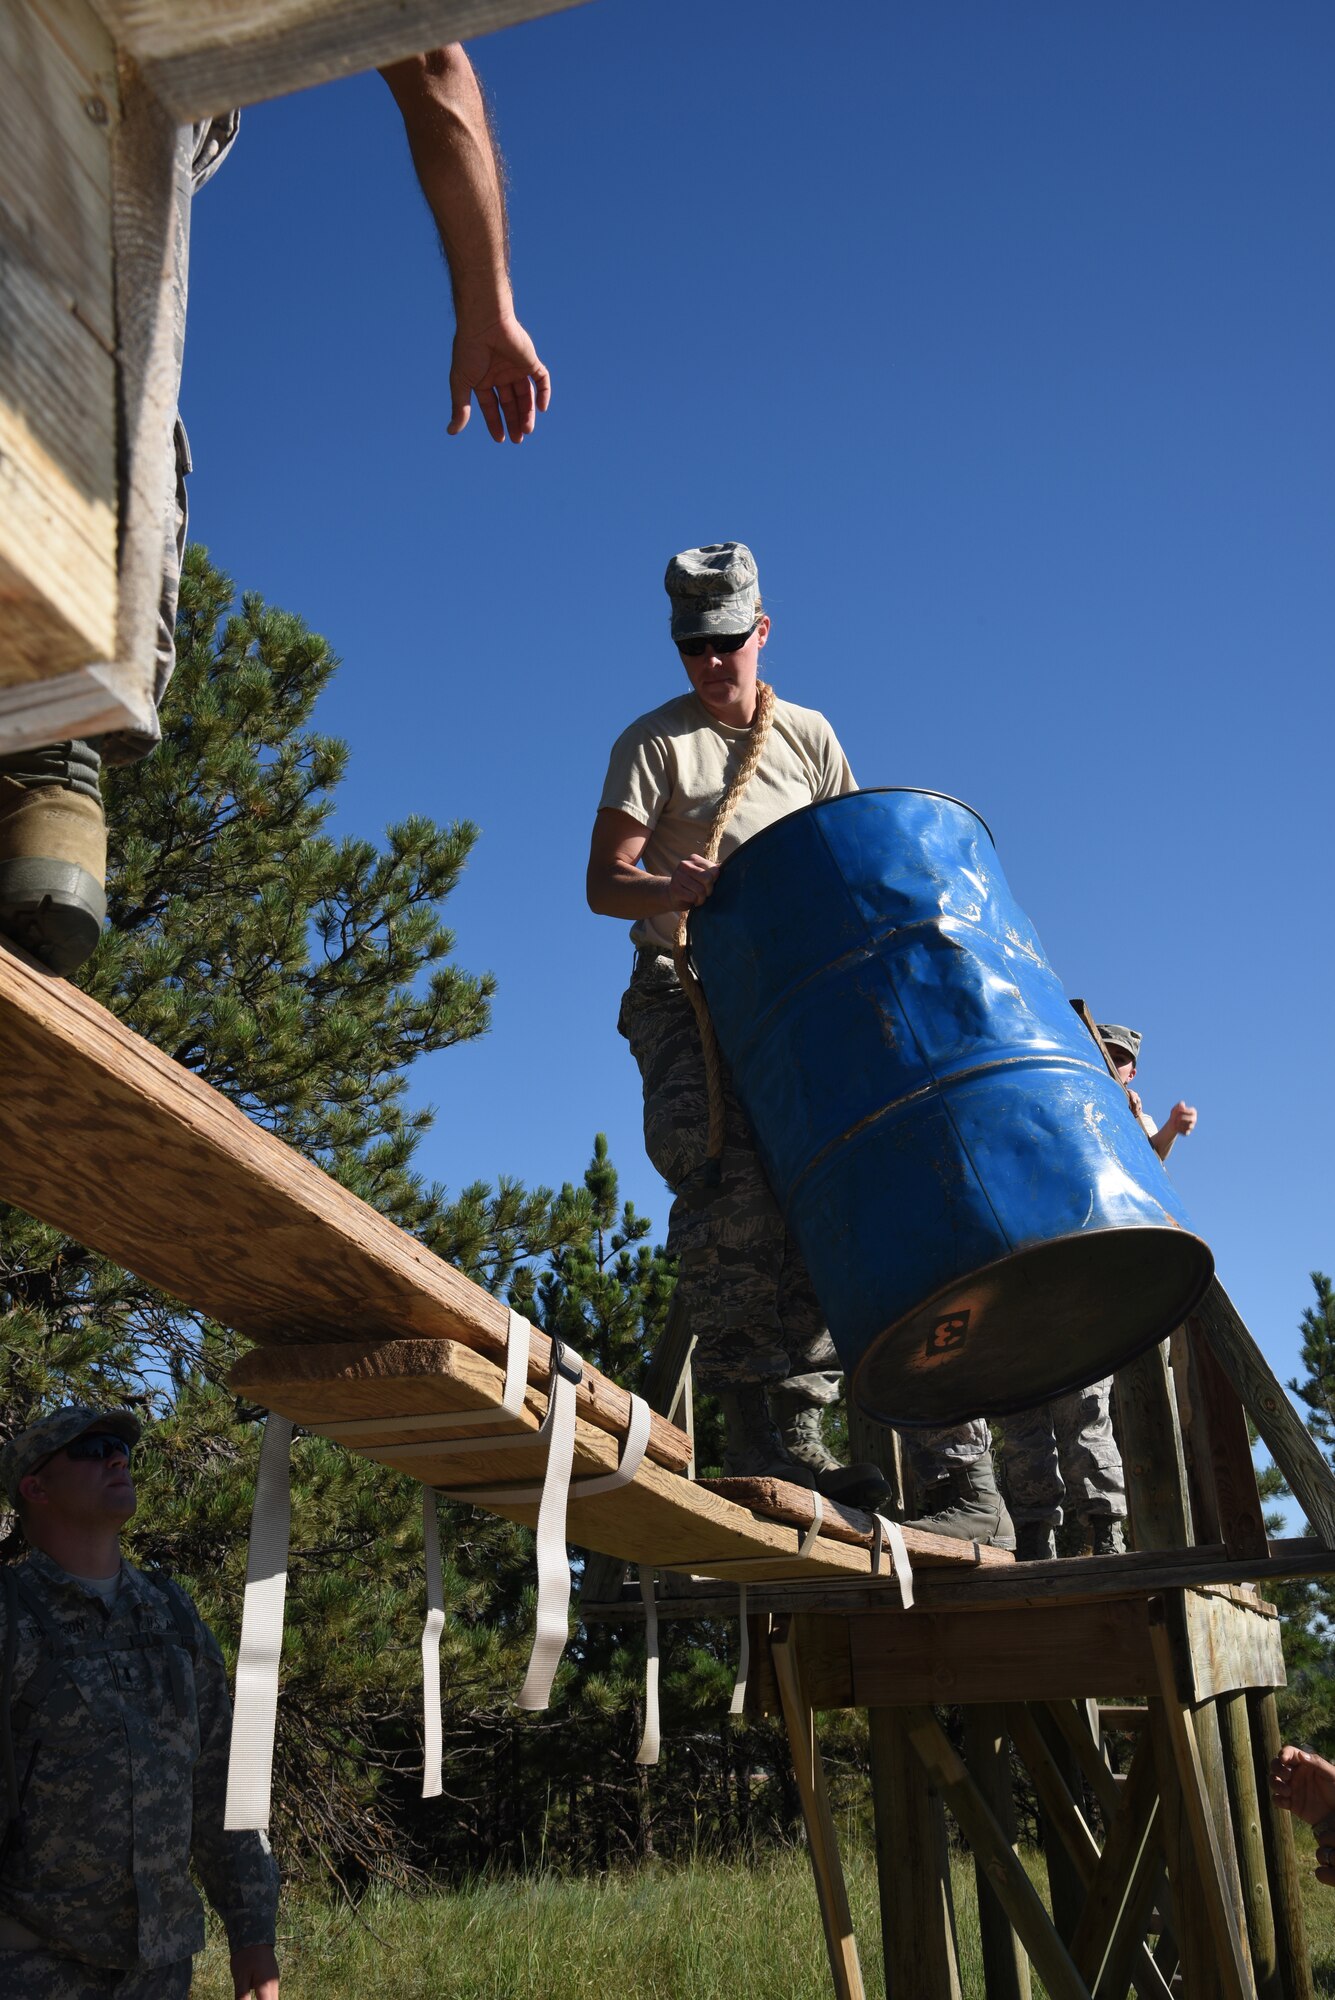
[688, 787, 1213, 1428]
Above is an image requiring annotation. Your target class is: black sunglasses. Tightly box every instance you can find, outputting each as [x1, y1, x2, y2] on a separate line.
[63, 1432, 133, 1466]
[676, 627, 756, 659]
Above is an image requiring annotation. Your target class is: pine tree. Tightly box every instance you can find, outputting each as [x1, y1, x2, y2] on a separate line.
[1267, 1272, 1335, 1755]
[0, 548, 606, 1880]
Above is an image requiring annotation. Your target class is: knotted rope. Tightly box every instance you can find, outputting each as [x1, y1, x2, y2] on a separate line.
[672, 679, 776, 1162]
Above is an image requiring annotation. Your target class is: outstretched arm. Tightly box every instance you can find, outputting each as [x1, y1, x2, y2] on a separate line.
[380, 47, 551, 442]
[1150, 1101, 1197, 1161]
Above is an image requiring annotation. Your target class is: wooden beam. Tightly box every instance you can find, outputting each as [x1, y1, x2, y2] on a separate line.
[959, 1707, 1030, 2000]
[1218, 1689, 1282, 2000]
[1249, 1689, 1316, 2000]
[87, 0, 589, 121]
[1066, 1735, 1164, 2000]
[1192, 1279, 1335, 1547]
[901, 1705, 1093, 2000]
[1159, 1586, 1285, 1705]
[868, 1707, 961, 2000]
[1146, 1603, 1252, 2000]
[842, 1601, 1158, 1707]
[1003, 1704, 1100, 1890]
[1114, 1342, 1193, 1550]
[0, 0, 122, 705]
[1186, 1318, 1270, 1561]
[770, 1620, 866, 2000]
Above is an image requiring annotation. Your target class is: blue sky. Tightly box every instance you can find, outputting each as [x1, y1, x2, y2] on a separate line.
[183, 0, 1334, 1458]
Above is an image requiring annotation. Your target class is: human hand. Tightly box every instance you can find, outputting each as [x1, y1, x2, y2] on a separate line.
[1125, 1087, 1144, 1118]
[1270, 1746, 1335, 1832]
[231, 1943, 280, 1999]
[449, 310, 551, 441]
[1164, 1101, 1197, 1139]
[668, 855, 721, 910]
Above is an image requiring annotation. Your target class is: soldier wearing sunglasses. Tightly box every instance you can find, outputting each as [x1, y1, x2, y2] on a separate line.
[0, 1407, 279, 1999]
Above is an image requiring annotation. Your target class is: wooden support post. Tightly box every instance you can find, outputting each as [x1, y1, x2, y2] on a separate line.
[770, 1618, 866, 2000]
[1032, 1706, 1094, 1945]
[960, 1706, 1030, 2000]
[1067, 1735, 1167, 2000]
[1185, 1319, 1269, 1561]
[1114, 1343, 1193, 1550]
[1044, 1701, 1121, 1825]
[1148, 1701, 1213, 1996]
[868, 1708, 962, 2000]
[901, 1705, 1093, 2000]
[1170, 1323, 1223, 1544]
[1191, 1280, 1335, 1547]
[1218, 1689, 1282, 1999]
[1146, 1605, 1252, 2000]
[1249, 1689, 1316, 2000]
[1004, 1705, 1099, 1890]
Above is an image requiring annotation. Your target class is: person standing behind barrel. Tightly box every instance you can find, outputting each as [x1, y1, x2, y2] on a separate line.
[1000, 1022, 1199, 1561]
[585, 542, 1011, 1544]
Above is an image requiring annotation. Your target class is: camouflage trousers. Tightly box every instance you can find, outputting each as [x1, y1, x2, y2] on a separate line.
[0, 1951, 192, 1999]
[619, 953, 838, 1392]
[999, 1377, 1127, 1527]
[902, 1417, 992, 1486]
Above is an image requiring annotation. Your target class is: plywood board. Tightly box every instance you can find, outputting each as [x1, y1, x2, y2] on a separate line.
[89, 0, 588, 120]
[842, 1600, 1160, 1707]
[1166, 1587, 1286, 1705]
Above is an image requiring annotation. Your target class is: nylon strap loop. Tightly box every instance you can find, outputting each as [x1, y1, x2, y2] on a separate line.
[797, 1490, 824, 1560]
[515, 1340, 583, 1710]
[224, 1415, 294, 1831]
[634, 1567, 660, 1766]
[421, 1489, 445, 1799]
[728, 1584, 750, 1718]
[871, 1513, 915, 1607]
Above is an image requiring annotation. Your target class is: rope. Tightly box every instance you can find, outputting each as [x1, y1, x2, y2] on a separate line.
[672, 679, 776, 1160]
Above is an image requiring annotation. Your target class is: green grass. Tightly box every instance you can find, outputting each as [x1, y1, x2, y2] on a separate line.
[195, 1835, 1335, 1998]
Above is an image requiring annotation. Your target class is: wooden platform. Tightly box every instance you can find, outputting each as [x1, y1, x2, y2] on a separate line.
[230, 1336, 1012, 1584]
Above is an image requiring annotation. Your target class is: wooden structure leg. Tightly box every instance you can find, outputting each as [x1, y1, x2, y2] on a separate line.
[868, 1707, 961, 2000]
[771, 1618, 866, 2000]
[1147, 1609, 1252, 2000]
[960, 1706, 1031, 2000]
[1218, 1690, 1281, 2000]
[1249, 1689, 1315, 2000]
[901, 1705, 1094, 2000]
[1067, 1734, 1166, 2000]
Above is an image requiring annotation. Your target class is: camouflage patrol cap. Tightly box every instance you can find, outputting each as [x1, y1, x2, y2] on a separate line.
[1097, 1023, 1142, 1065]
[664, 542, 760, 641]
[2, 1405, 141, 1505]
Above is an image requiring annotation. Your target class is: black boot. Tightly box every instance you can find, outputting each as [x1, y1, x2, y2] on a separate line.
[766, 1383, 893, 1510]
[716, 1386, 816, 1487]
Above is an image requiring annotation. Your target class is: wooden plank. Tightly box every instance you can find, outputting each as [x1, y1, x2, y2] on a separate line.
[1113, 1342, 1193, 1550]
[88, 0, 589, 121]
[771, 1619, 867, 2000]
[901, 1705, 1094, 2000]
[1192, 1279, 1335, 1547]
[230, 1338, 890, 1580]
[847, 1602, 1158, 1707]
[1161, 1587, 1286, 1705]
[960, 1707, 1030, 2000]
[582, 1538, 1335, 1622]
[1186, 1319, 1270, 1560]
[1147, 1702, 1213, 1998]
[1004, 1704, 1099, 1890]
[0, 0, 120, 693]
[1146, 1603, 1252, 2000]
[701, 1476, 1015, 1559]
[1218, 1689, 1282, 2000]
[1066, 1735, 1162, 1997]
[0, 661, 148, 755]
[869, 1707, 961, 2000]
[1249, 1689, 1316, 2000]
[1042, 1702, 1121, 1823]
[580, 1292, 695, 1609]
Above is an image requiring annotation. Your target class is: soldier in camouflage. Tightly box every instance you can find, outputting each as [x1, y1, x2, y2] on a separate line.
[0, 1408, 279, 1998]
[587, 545, 1012, 1542]
[1000, 1023, 1198, 1560]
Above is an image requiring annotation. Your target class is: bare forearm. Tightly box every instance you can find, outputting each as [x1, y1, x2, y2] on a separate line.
[380, 48, 511, 321]
[587, 861, 677, 920]
[1150, 1126, 1176, 1162]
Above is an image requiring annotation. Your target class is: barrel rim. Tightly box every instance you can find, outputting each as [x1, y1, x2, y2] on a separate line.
[717, 785, 996, 866]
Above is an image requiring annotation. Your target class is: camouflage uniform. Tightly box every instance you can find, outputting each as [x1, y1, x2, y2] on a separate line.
[0, 1550, 277, 1991]
[903, 1418, 991, 1486]
[999, 1378, 1127, 1529]
[619, 951, 840, 1391]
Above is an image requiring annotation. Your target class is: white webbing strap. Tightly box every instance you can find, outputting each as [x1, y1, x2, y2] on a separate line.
[797, 1490, 825, 1560]
[728, 1583, 750, 1717]
[515, 1340, 583, 1710]
[421, 1489, 445, 1799]
[634, 1567, 660, 1766]
[871, 1513, 915, 1607]
[225, 1415, 294, 1831]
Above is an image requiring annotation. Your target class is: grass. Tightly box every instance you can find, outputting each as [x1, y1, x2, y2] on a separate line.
[195, 1832, 1335, 1998]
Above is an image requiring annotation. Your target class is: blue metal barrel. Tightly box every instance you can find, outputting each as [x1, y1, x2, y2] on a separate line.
[688, 788, 1213, 1427]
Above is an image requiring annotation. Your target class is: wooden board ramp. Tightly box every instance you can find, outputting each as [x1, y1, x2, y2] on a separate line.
[230, 1337, 1009, 1583]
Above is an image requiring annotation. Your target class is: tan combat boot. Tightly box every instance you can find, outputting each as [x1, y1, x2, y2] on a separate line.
[0, 743, 107, 975]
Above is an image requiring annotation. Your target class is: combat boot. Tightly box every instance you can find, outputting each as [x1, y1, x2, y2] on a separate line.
[902, 1453, 1016, 1549]
[1088, 1517, 1127, 1557]
[0, 742, 106, 975]
[716, 1386, 816, 1488]
[1015, 1520, 1058, 1563]
[767, 1384, 893, 1510]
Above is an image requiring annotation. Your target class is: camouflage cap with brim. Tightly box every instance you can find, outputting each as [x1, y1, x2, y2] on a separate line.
[665, 541, 760, 641]
[2, 1405, 141, 1505]
[1097, 1023, 1142, 1065]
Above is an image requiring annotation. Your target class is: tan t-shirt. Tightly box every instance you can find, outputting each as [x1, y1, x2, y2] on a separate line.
[598, 690, 857, 951]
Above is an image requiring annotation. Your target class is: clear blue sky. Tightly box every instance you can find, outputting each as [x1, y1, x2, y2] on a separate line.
[183, 0, 1334, 1453]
